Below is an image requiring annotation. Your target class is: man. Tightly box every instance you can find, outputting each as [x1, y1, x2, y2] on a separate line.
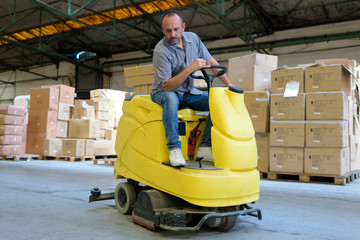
[151, 10, 232, 167]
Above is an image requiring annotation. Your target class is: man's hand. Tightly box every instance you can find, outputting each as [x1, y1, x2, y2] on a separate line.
[207, 57, 233, 87]
[161, 58, 210, 91]
[188, 58, 210, 73]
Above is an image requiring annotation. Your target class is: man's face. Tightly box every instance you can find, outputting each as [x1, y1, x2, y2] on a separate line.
[161, 14, 185, 45]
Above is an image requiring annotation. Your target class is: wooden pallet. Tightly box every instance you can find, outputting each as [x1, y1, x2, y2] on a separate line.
[259, 172, 268, 179]
[43, 155, 95, 162]
[350, 170, 360, 181]
[263, 171, 358, 185]
[93, 155, 117, 166]
[0, 154, 42, 161]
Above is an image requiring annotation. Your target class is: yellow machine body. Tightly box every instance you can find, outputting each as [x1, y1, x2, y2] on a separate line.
[114, 87, 259, 207]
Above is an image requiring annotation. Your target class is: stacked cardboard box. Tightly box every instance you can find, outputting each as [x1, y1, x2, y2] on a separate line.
[124, 64, 154, 95]
[43, 85, 75, 157]
[269, 88, 306, 173]
[26, 87, 59, 154]
[244, 91, 270, 173]
[266, 59, 358, 176]
[0, 105, 27, 155]
[304, 61, 354, 176]
[64, 98, 99, 157]
[89, 89, 130, 156]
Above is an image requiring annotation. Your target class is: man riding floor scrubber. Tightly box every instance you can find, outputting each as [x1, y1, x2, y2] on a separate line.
[90, 65, 262, 232]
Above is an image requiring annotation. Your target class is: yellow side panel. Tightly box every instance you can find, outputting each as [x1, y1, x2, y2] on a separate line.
[212, 127, 258, 170]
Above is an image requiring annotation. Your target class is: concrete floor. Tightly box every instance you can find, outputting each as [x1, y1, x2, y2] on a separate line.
[0, 160, 359, 240]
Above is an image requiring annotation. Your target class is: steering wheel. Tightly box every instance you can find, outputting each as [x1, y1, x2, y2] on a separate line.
[190, 65, 227, 91]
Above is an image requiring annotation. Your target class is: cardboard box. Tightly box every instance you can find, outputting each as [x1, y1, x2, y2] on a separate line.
[74, 100, 95, 119]
[89, 89, 128, 128]
[85, 139, 94, 156]
[68, 119, 100, 139]
[43, 138, 62, 157]
[27, 110, 57, 138]
[62, 139, 85, 157]
[304, 147, 349, 175]
[106, 112, 116, 129]
[133, 84, 152, 95]
[228, 53, 278, 91]
[86, 98, 115, 112]
[95, 110, 111, 121]
[270, 121, 305, 147]
[353, 142, 360, 171]
[244, 91, 270, 133]
[105, 129, 117, 142]
[0, 125, 23, 135]
[99, 120, 108, 130]
[304, 64, 351, 94]
[0, 145, 23, 155]
[270, 93, 305, 120]
[93, 140, 116, 155]
[348, 96, 354, 136]
[255, 133, 270, 173]
[0, 105, 26, 116]
[270, 147, 304, 173]
[315, 58, 350, 68]
[29, 87, 59, 111]
[306, 92, 348, 120]
[0, 114, 24, 125]
[271, 67, 304, 94]
[58, 102, 72, 121]
[99, 129, 106, 139]
[349, 135, 358, 171]
[42, 84, 75, 104]
[21, 124, 27, 154]
[26, 133, 46, 154]
[124, 64, 154, 78]
[306, 121, 349, 147]
[0, 135, 22, 145]
[125, 74, 154, 87]
[56, 120, 68, 138]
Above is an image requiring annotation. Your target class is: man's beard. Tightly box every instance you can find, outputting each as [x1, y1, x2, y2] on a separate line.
[168, 36, 181, 45]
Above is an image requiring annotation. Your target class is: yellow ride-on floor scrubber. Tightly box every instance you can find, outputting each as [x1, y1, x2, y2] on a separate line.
[89, 65, 262, 232]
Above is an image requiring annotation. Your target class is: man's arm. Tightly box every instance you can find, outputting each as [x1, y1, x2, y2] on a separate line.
[161, 58, 210, 91]
[207, 57, 233, 87]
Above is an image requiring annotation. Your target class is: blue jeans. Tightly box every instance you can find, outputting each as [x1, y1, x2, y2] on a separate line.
[151, 90, 212, 151]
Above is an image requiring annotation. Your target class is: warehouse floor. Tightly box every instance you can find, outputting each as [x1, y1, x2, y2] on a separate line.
[0, 160, 359, 240]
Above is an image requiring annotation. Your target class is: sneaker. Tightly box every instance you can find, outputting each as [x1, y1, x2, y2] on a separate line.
[197, 146, 213, 162]
[169, 148, 186, 167]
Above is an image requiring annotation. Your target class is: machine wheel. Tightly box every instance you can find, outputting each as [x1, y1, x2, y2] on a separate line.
[115, 182, 136, 214]
[214, 207, 238, 232]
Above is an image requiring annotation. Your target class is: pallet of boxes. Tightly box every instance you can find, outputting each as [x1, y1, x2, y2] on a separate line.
[0, 104, 28, 160]
[87, 88, 128, 165]
[27, 85, 78, 161]
[267, 59, 359, 185]
[228, 53, 278, 178]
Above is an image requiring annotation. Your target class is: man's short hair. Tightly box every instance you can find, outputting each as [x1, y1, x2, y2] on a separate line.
[161, 9, 184, 23]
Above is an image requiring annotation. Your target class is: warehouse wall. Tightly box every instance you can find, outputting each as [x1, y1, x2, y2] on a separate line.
[0, 62, 75, 104]
[1, 19, 359, 103]
[109, 19, 360, 90]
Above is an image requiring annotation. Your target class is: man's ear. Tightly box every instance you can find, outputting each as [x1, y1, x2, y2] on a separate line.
[182, 22, 185, 31]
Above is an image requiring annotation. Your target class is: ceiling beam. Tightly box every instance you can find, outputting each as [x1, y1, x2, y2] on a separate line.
[0, 34, 110, 75]
[30, 0, 152, 55]
[191, 0, 268, 53]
